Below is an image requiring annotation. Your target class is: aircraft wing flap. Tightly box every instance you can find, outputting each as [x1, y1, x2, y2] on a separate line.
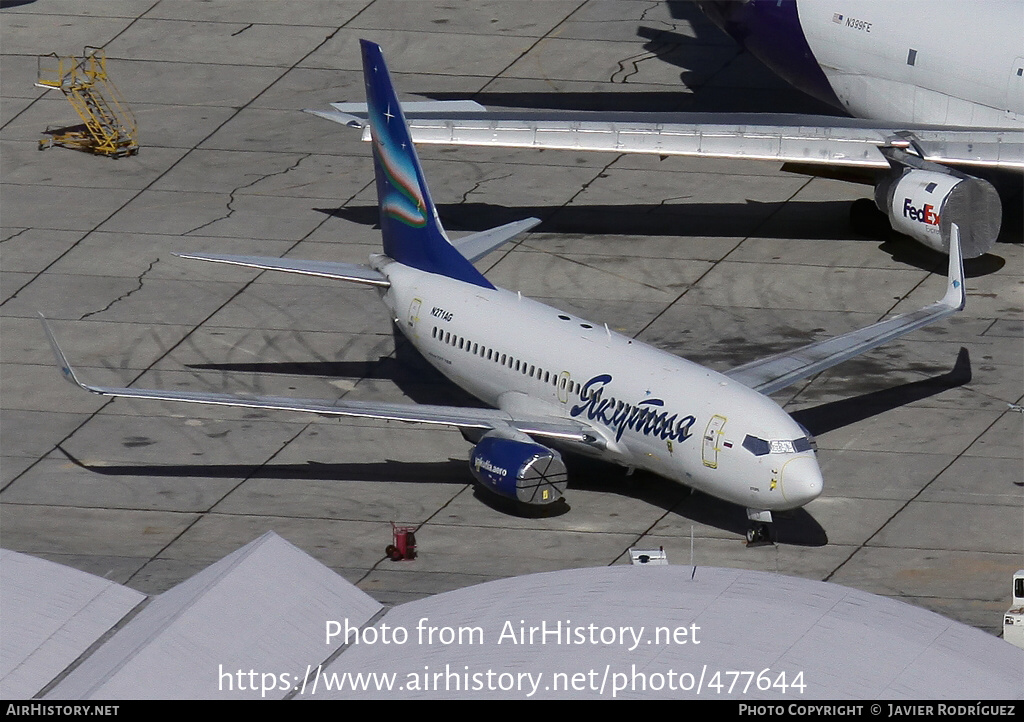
[41, 315, 590, 443]
[725, 225, 966, 395]
[401, 119, 1022, 171]
[174, 252, 390, 287]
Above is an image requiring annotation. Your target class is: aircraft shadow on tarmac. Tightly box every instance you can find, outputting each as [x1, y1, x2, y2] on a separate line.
[320, 204, 1011, 277]
[323, 201, 869, 240]
[790, 347, 972, 436]
[55, 446, 473, 486]
[186, 332, 486, 409]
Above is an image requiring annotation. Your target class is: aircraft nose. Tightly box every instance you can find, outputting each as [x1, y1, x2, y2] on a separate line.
[780, 456, 823, 506]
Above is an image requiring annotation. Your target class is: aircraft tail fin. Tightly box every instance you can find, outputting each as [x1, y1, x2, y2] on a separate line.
[360, 40, 494, 289]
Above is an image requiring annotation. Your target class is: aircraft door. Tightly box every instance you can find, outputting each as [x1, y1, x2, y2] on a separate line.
[557, 371, 571, 404]
[702, 415, 727, 468]
[407, 298, 422, 334]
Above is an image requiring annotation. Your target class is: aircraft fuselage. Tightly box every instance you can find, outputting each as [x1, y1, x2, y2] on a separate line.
[377, 257, 823, 513]
[700, 0, 1024, 128]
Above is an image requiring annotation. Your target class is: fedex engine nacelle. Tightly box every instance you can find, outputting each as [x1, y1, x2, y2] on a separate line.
[875, 168, 1002, 258]
[468, 431, 568, 505]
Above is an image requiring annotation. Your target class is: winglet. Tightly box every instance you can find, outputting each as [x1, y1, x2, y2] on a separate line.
[39, 314, 89, 391]
[940, 223, 966, 310]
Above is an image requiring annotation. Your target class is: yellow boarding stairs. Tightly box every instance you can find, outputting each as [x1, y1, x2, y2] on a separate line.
[36, 46, 138, 158]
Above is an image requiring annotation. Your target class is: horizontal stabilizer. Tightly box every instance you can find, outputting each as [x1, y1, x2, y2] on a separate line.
[303, 108, 365, 128]
[726, 224, 966, 395]
[304, 101, 487, 128]
[454, 217, 541, 262]
[40, 316, 593, 444]
[331, 100, 487, 115]
[174, 252, 389, 287]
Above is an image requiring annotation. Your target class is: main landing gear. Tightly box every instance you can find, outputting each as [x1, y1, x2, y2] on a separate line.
[745, 509, 775, 547]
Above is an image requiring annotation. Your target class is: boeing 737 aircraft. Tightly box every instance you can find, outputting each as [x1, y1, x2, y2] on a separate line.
[310, 0, 1021, 259]
[43, 40, 966, 545]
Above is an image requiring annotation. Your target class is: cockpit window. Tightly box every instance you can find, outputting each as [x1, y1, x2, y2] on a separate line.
[743, 435, 814, 456]
[742, 435, 770, 456]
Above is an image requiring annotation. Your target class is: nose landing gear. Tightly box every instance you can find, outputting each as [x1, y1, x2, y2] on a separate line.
[745, 509, 776, 547]
[746, 523, 775, 547]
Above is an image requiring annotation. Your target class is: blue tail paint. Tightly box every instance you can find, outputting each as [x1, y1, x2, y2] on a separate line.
[360, 40, 494, 289]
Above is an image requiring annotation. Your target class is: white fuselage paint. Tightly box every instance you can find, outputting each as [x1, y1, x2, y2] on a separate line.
[375, 258, 822, 512]
[798, 0, 1024, 127]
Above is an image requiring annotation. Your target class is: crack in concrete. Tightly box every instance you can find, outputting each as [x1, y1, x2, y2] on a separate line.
[637, 1, 664, 23]
[651, 194, 694, 212]
[458, 173, 514, 205]
[611, 6, 683, 84]
[0, 228, 31, 244]
[611, 50, 660, 84]
[80, 258, 158, 320]
[185, 153, 312, 236]
[231, 23, 253, 37]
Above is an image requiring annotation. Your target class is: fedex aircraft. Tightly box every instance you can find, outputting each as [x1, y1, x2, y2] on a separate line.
[42, 40, 966, 545]
[698, 0, 1023, 129]
[312, 1, 1022, 259]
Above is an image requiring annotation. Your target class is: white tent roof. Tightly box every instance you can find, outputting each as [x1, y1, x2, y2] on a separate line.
[45, 532, 382, 699]
[321, 565, 1024, 699]
[5, 538, 1020, 699]
[0, 550, 144, 699]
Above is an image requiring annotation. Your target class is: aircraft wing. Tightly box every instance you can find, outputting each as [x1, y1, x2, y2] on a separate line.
[40, 316, 593, 444]
[724, 225, 966, 396]
[307, 106, 1024, 173]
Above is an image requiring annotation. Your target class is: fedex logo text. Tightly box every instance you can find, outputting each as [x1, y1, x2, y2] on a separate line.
[903, 198, 940, 226]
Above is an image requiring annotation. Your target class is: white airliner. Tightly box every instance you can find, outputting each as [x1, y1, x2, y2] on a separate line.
[42, 40, 966, 545]
[310, 0, 1022, 259]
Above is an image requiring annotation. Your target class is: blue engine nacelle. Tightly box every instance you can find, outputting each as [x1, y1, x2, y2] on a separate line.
[469, 433, 568, 505]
